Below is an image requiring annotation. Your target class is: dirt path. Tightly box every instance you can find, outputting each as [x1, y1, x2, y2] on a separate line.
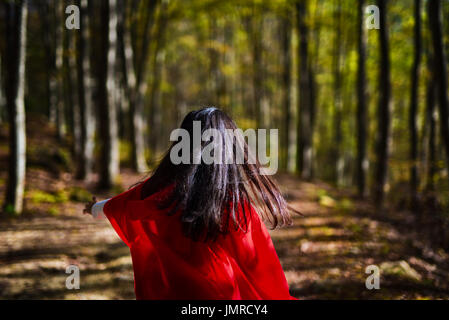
[1, 172, 449, 299]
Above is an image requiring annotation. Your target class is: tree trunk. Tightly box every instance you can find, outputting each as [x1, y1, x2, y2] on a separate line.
[0, 54, 5, 124]
[280, 15, 292, 171]
[308, 2, 320, 179]
[117, 0, 137, 159]
[296, 0, 313, 180]
[425, 53, 436, 192]
[4, 0, 28, 214]
[118, 0, 158, 173]
[208, 17, 220, 107]
[333, 0, 343, 186]
[356, 0, 368, 198]
[133, 1, 159, 172]
[39, 0, 57, 124]
[409, 0, 422, 206]
[373, 0, 392, 206]
[116, 0, 128, 141]
[64, 5, 81, 162]
[75, 0, 95, 180]
[55, 0, 65, 140]
[149, 1, 168, 159]
[97, 0, 120, 189]
[428, 0, 449, 178]
[250, 15, 264, 129]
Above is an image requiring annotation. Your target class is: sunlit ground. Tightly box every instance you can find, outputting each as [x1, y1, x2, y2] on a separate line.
[1, 168, 448, 299]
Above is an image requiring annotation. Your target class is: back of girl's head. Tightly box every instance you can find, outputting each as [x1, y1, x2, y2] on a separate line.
[150, 107, 294, 241]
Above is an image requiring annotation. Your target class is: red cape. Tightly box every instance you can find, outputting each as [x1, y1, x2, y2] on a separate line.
[104, 180, 295, 300]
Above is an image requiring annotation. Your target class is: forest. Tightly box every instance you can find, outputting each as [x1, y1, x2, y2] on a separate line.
[0, 0, 449, 299]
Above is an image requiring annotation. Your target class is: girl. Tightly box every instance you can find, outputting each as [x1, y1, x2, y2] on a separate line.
[83, 107, 298, 300]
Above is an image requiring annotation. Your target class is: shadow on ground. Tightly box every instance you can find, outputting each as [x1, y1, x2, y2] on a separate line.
[0, 172, 449, 299]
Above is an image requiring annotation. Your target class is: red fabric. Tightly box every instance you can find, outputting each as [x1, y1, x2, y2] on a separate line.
[103, 180, 295, 300]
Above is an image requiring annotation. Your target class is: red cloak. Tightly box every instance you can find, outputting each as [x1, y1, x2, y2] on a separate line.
[103, 180, 295, 300]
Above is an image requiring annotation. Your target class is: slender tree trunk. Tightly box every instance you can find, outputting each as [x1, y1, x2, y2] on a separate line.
[208, 17, 220, 106]
[116, 0, 128, 140]
[39, 1, 57, 124]
[428, 0, 449, 177]
[55, 0, 65, 140]
[149, 1, 168, 158]
[133, 1, 158, 172]
[117, 0, 138, 165]
[250, 15, 264, 129]
[4, 0, 28, 214]
[64, 9, 81, 162]
[62, 24, 72, 139]
[118, 0, 158, 173]
[425, 53, 436, 192]
[373, 0, 392, 206]
[0, 54, 5, 124]
[129, 0, 140, 70]
[333, 0, 343, 186]
[296, 0, 313, 180]
[409, 0, 422, 206]
[223, 20, 233, 112]
[75, 0, 95, 180]
[356, 0, 368, 198]
[308, 2, 320, 179]
[98, 0, 120, 189]
[280, 15, 292, 171]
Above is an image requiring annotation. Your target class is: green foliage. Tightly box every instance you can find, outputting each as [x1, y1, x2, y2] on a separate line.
[380, 260, 422, 282]
[112, 184, 126, 195]
[4, 204, 16, 216]
[319, 195, 337, 208]
[68, 187, 92, 203]
[316, 188, 328, 199]
[27, 145, 72, 173]
[337, 198, 354, 212]
[119, 141, 132, 165]
[348, 223, 363, 236]
[3, 0, 449, 227]
[28, 190, 69, 204]
[48, 207, 59, 216]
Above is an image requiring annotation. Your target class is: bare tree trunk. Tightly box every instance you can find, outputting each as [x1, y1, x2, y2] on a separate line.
[118, 0, 158, 173]
[280, 15, 292, 171]
[0, 54, 5, 124]
[296, 0, 313, 180]
[308, 1, 320, 179]
[62, 24, 72, 138]
[428, 0, 449, 178]
[117, 0, 137, 159]
[4, 0, 28, 214]
[149, 1, 168, 158]
[39, 0, 57, 124]
[98, 0, 120, 189]
[425, 53, 437, 192]
[356, 0, 368, 198]
[64, 6, 81, 162]
[333, 0, 343, 186]
[373, 0, 392, 206]
[75, 0, 95, 180]
[55, 0, 65, 140]
[250, 15, 264, 129]
[116, 0, 128, 140]
[208, 17, 220, 107]
[222, 20, 233, 112]
[409, 0, 422, 206]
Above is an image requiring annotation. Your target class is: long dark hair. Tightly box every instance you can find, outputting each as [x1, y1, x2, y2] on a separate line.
[140, 107, 297, 241]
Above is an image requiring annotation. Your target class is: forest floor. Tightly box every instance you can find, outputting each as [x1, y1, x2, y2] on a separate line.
[1, 118, 449, 299]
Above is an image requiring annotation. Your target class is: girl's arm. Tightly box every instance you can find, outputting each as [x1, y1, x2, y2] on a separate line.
[92, 199, 110, 219]
[83, 197, 110, 219]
